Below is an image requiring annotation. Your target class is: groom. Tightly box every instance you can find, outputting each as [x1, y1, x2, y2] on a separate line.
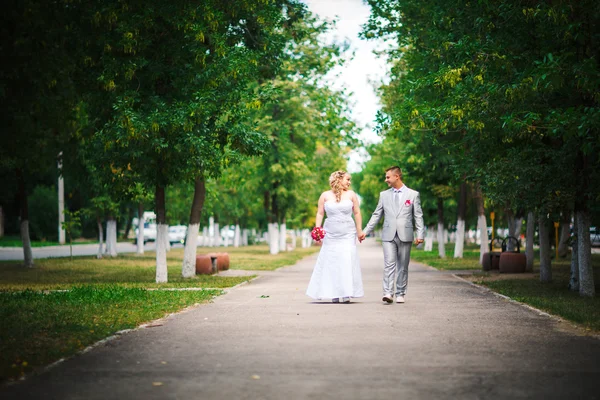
[359, 166, 424, 304]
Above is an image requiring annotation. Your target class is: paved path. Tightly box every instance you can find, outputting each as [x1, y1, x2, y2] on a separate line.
[2, 238, 599, 399]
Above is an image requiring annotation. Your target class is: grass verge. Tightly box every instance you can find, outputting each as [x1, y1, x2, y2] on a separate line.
[0, 285, 220, 381]
[413, 243, 600, 333]
[0, 244, 319, 291]
[223, 245, 319, 271]
[0, 244, 318, 381]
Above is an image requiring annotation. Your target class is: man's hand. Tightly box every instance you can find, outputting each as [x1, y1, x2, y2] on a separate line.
[414, 238, 424, 245]
[358, 232, 366, 242]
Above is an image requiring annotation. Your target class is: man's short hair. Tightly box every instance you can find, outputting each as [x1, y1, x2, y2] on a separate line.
[385, 166, 402, 179]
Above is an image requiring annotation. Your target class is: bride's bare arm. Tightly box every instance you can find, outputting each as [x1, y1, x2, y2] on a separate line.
[351, 192, 363, 237]
[315, 192, 326, 228]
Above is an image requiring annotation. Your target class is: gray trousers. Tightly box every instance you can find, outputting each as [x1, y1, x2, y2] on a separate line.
[382, 235, 412, 296]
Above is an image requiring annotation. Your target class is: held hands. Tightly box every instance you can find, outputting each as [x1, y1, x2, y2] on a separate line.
[357, 230, 366, 243]
[414, 238, 424, 245]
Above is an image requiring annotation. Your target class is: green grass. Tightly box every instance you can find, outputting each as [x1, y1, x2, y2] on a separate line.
[479, 278, 600, 332]
[0, 244, 319, 381]
[0, 285, 220, 381]
[410, 244, 482, 270]
[474, 255, 600, 333]
[223, 245, 319, 271]
[0, 245, 317, 290]
[412, 242, 600, 332]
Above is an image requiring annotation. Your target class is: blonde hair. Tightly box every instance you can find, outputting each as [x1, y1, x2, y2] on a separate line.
[329, 170, 349, 202]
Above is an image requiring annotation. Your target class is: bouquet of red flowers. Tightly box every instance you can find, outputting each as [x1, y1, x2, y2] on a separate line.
[311, 226, 325, 241]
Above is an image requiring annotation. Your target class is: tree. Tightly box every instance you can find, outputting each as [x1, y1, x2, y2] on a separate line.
[363, 1, 599, 293]
[70, 0, 307, 281]
[1, 0, 79, 267]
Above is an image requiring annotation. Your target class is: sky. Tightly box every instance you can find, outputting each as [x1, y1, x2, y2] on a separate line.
[301, 0, 390, 172]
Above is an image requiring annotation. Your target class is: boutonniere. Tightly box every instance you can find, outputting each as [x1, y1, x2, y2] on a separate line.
[404, 199, 411, 206]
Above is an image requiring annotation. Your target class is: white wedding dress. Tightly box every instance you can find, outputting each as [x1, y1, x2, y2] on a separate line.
[306, 199, 364, 300]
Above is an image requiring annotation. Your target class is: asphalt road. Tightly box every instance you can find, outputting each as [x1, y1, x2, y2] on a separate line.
[1, 238, 599, 399]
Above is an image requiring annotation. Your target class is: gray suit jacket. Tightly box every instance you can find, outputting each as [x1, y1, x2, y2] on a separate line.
[364, 186, 425, 242]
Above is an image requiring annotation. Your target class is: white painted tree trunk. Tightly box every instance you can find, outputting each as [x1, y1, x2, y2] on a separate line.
[97, 219, 104, 259]
[538, 215, 552, 283]
[136, 214, 145, 255]
[477, 215, 488, 264]
[269, 223, 279, 255]
[437, 222, 445, 258]
[214, 222, 221, 247]
[525, 212, 535, 272]
[242, 229, 249, 246]
[233, 224, 241, 247]
[279, 221, 287, 252]
[104, 221, 111, 255]
[164, 229, 171, 252]
[301, 229, 309, 248]
[453, 219, 465, 258]
[290, 230, 296, 250]
[576, 210, 595, 297]
[208, 217, 215, 247]
[558, 222, 570, 258]
[21, 220, 34, 268]
[182, 223, 199, 278]
[424, 227, 434, 251]
[155, 223, 168, 283]
[107, 219, 118, 257]
[223, 228, 230, 247]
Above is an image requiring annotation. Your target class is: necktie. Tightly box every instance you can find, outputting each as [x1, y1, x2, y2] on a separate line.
[394, 189, 401, 208]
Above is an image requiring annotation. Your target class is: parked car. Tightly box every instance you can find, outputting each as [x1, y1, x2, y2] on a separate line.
[135, 223, 157, 244]
[168, 225, 187, 245]
[591, 227, 600, 247]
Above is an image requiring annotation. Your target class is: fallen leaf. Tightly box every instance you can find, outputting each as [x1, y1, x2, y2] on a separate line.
[251, 375, 260, 380]
[161, 361, 167, 365]
[152, 382, 163, 386]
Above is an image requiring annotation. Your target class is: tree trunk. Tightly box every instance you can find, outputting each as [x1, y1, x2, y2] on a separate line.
[106, 217, 118, 257]
[557, 212, 571, 258]
[155, 185, 168, 283]
[538, 214, 552, 283]
[453, 181, 467, 258]
[234, 224, 241, 248]
[137, 202, 145, 255]
[122, 206, 134, 240]
[569, 216, 579, 292]
[437, 198, 445, 258]
[97, 217, 104, 259]
[17, 169, 33, 268]
[269, 223, 279, 255]
[576, 210, 594, 297]
[214, 219, 221, 247]
[525, 212, 535, 272]
[506, 208, 516, 251]
[182, 176, 206, 278]
[279, 219, 287, 252]
[0, 205, 4, 237]
[474, 185, 488, 264]
[58, 154, 66, 244]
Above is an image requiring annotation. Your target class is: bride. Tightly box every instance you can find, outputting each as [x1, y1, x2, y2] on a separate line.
[306, 170, 365, 303]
